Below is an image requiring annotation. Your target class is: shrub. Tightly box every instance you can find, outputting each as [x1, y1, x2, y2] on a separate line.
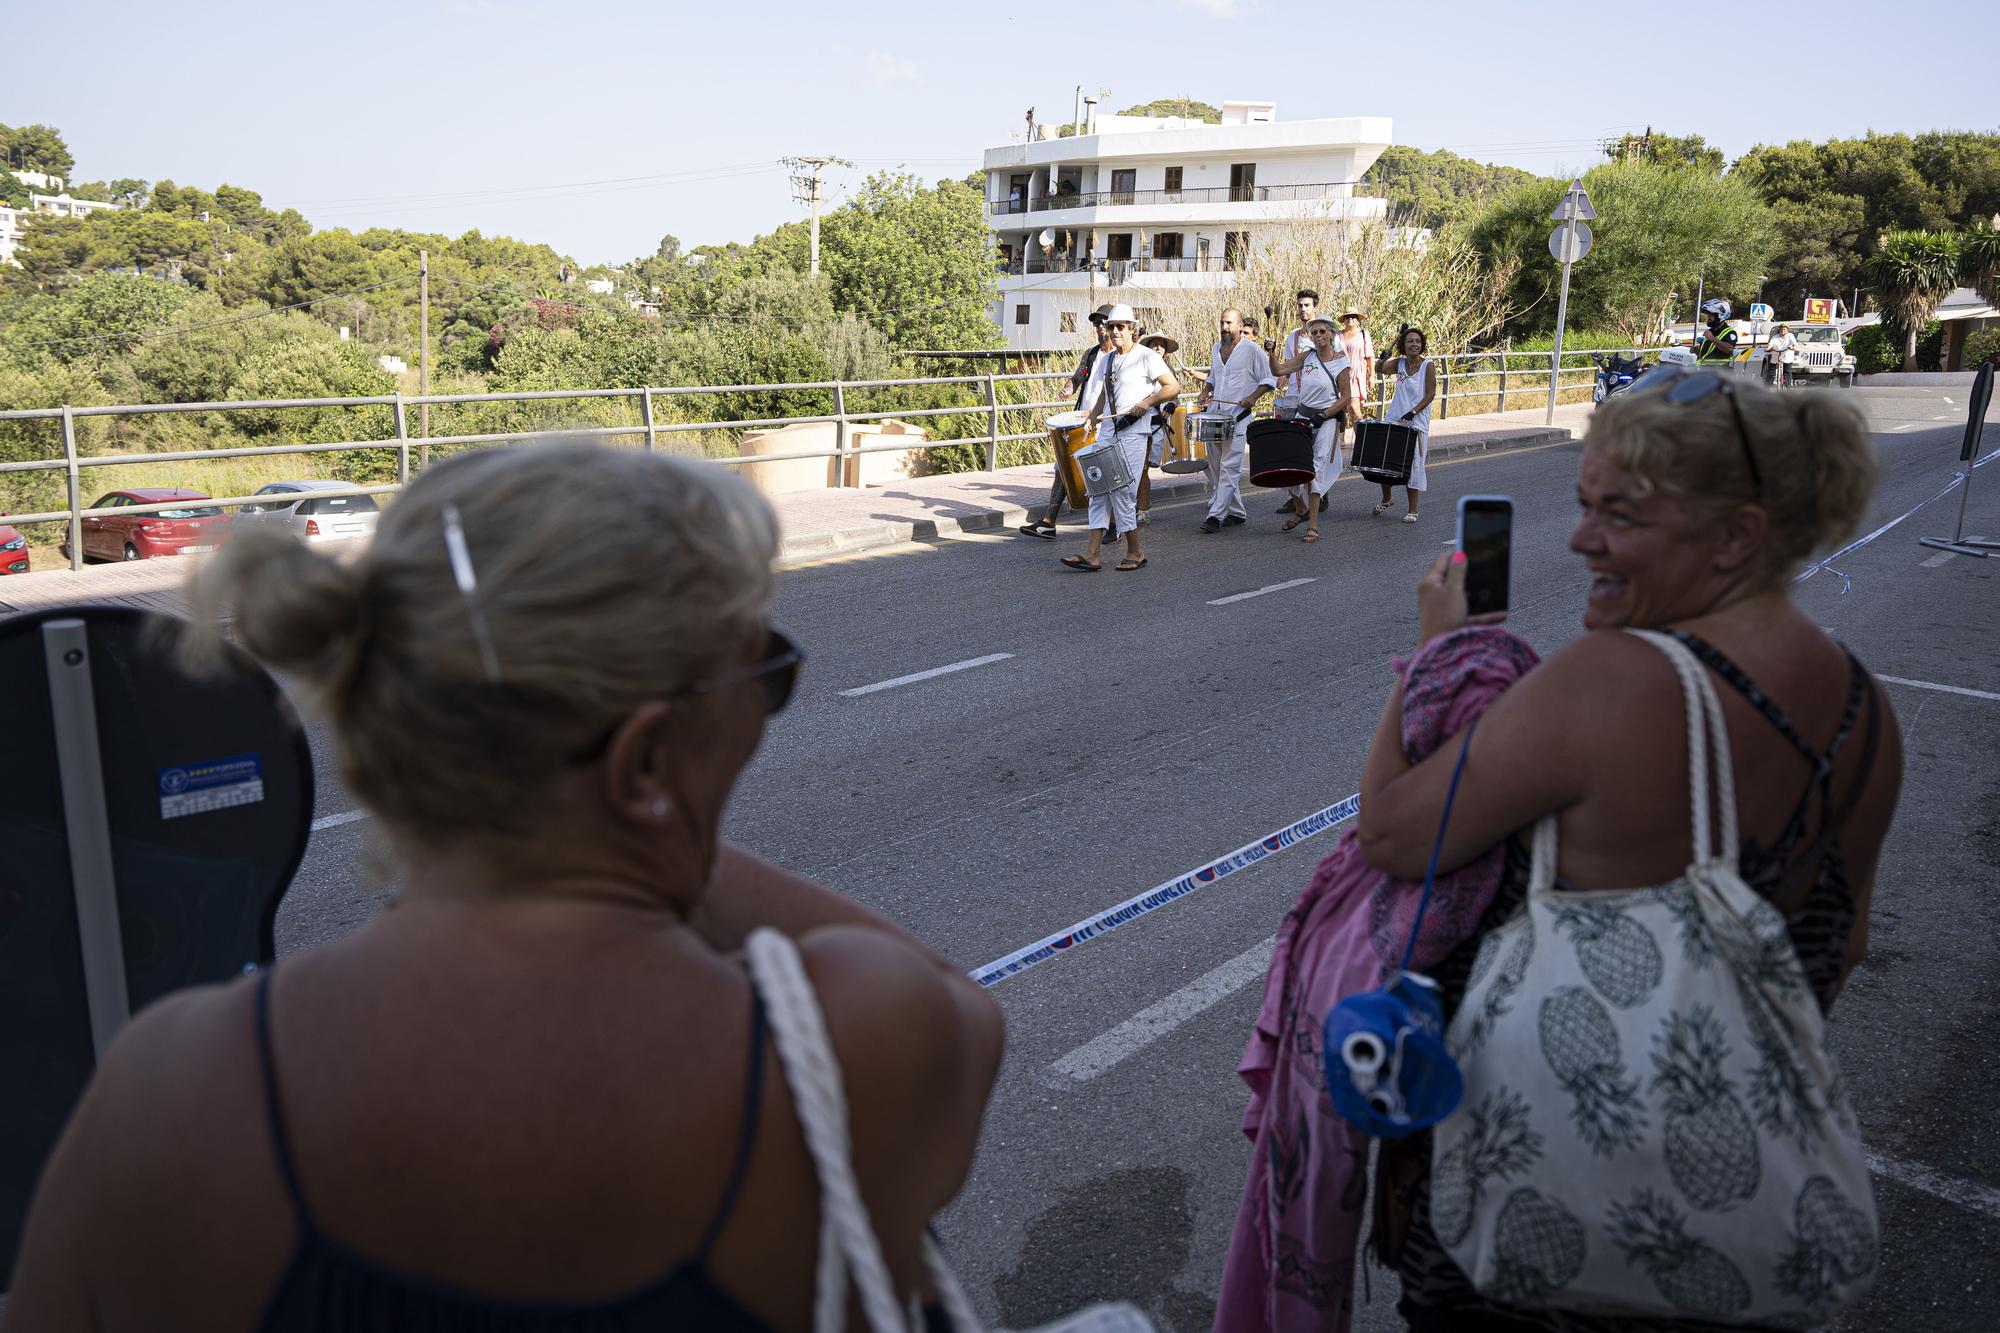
[1965, 326, 2000, 366]
[1846, 324, 1900, 375]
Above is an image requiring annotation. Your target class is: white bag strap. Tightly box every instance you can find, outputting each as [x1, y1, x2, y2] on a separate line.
[742, 929, 987, 1333]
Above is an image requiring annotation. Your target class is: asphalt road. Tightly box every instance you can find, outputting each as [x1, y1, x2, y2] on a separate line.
[270, 385, 1999, 1332]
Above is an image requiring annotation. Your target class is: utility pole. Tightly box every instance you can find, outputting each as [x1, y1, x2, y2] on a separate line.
[782, 155, 852, 278]
[418, 249, 430, 469]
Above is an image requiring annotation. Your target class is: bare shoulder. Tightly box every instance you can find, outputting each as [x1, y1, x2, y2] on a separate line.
[1497, 629, 1678, 719]
[81, 979, 261, 1182]
[795, 927, 998, 1080]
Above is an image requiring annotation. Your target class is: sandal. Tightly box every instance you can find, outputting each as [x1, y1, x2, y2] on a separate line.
[1281, 515, 1308, 532]
[1301, 528, 1321, 543]
[1115, 557, 1149, 571]
[1061, 554, 1101, 571]
[1020, 522, 1056, 539]
[1372, 501, 1393, 516]
[1402, 513, 1420, 524]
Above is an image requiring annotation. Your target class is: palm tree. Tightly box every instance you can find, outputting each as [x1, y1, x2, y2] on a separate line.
[1865, 230, 1961, 371]
[1962, 220, 2000, 312]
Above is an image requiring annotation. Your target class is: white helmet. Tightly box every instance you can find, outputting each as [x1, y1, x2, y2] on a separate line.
[1658, 346, 1697, 368]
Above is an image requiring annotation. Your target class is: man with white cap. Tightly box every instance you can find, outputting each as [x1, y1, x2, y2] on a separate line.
[1196, 307, 1275, 534]
[1064, 304, 1179, 571]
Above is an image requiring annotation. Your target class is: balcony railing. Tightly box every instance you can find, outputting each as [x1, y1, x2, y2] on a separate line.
[996, 255, 1241, 278]
[989, 180, 1371, 215]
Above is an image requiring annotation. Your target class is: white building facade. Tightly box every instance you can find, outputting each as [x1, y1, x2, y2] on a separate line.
[982, 101, 1391, 349]
[1, 193, 125, 265]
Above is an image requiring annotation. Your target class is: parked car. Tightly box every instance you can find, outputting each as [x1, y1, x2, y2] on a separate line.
[1, 519, 28, 575]
[58, 488, 230, 562]
[236, 480, 381, 543]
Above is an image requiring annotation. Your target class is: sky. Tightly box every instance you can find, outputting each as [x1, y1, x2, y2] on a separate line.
[10, 0, 1997, 266]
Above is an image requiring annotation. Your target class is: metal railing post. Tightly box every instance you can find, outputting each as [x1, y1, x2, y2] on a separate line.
[1438, 359, 1450, 420]
[640, 386, 658, 453]
[1498, 344, 1509, 412]
[61, 404, 82, 571]
[983, 374, 1001, 472]
[393, 395, 410, 485]
[830, 383, 847, 488]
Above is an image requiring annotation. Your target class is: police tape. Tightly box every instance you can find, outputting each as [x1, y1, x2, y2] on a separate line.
[969, 792, 1362, 988]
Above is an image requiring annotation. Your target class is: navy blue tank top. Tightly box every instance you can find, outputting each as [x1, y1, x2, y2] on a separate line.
[253, 970, 775, 1332]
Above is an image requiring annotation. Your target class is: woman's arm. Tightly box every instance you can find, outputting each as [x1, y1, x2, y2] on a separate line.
[1397, 361, 1436, 421]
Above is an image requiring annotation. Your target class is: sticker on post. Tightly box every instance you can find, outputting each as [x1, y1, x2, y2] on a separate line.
[157, 754, 265, 820]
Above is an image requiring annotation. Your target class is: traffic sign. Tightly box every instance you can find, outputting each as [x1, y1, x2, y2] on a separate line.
[1551, 180, 1597, 222]
[1548, 221, 1594, 263]
[1749, 302, 1774, 322]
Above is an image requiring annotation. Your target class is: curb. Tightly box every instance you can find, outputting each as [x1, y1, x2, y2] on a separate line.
[774, 426, 1579, 564]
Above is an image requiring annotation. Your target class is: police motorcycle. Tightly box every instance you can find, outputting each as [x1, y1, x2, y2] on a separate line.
[1590, 350, 1652, 402]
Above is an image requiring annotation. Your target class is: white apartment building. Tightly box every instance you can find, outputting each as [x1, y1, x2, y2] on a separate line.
[0, 193, 124, 265]
[982, 100, 1391, 349]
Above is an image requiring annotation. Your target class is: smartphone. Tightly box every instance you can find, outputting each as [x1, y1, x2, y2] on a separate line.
[1457, 495, 1513, 616]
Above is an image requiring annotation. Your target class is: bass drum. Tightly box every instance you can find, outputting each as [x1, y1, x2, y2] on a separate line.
[1247, 419, 1315, 488]
[1045, 410, 1093, 509]
[1157, 403, 1207, 474]
[1350, 421, 1420, 485]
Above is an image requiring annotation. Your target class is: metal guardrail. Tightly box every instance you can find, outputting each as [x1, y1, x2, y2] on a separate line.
[2, 350, 1653, 570]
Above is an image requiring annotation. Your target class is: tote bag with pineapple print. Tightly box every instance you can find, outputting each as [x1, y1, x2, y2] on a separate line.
[1431, 629, 1877, 1325]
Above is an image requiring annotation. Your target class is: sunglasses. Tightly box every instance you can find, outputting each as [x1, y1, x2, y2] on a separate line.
[1630, 369, 1764, 495]
[568, 628, 804, 765]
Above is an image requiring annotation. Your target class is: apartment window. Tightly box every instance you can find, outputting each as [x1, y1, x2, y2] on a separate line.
[1110, 169, 1136, 205]
[1060, 311, 1077, 333]
[1164, 166, 1183, 193]
[1229, 163, 1257, 202]
[1153, 232, 1183, 260]
[1015, 304, 1031, 326]
[1224, 231, 1251, 270]
[1106, 233, 1134, 261]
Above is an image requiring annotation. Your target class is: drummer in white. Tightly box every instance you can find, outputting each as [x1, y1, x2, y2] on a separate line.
[1268, 313, 1355, 543]
[1196, 308, 1276, 534]
[1067, 305, 1180, 571]
[1374, 325, 1435, 522]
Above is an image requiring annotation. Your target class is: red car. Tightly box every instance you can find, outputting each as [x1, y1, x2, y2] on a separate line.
[59, 488, 230, 563]
[1, 519, 27, 575]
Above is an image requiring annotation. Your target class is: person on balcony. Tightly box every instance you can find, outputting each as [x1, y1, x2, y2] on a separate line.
[1197, 308, 1276, 535]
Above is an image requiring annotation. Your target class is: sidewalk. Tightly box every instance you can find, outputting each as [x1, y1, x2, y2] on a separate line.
[0, 402, 1593, 619]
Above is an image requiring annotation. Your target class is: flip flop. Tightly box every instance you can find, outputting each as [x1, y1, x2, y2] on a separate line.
[1301, 529, 1321, 543]
[1115, 557, 1148, 572]
[1281, 515, 1308, 532]
[1061, 554, 1101, 571]
[1373, 501, 1393, 516]
[1020, 522, 1056, 539]
[1402, 513, 1420, 523]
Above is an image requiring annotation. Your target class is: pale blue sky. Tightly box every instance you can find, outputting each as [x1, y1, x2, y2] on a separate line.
[10, 0, 1996, 265]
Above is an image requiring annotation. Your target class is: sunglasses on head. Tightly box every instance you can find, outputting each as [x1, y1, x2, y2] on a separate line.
[568, 628, 804, 765]
[1630, 369, 1764, 495]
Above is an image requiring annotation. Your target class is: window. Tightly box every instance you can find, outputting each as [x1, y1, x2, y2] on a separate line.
[1106, 233, 1134, 260]
[301, 495, 380, 516]
[1229, 163, 1257, 202]
[1015, 304, 1031, 326]
[1164, 166, 1183, 193]
[1152, 232, 1183, 261]
[1060, 311, 1077, 333]
[1224, 231, 1251, 270]
[1110, 169, 1136, 205]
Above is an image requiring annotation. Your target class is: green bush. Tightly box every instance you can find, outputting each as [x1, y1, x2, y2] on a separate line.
[1847, 324, 1899, 375]
[1966, 327, 2000, 366]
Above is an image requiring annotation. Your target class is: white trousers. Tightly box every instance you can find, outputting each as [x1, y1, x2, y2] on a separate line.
[1206, 421, 1250, 519]
[1086, 428, 1150, 534]
[1291, 419, 1343, 501]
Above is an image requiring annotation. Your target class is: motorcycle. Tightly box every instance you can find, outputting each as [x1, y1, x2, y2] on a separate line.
[1590, 351, 1652, 403]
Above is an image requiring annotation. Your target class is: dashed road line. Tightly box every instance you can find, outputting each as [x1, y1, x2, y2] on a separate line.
[1868, 1151, 2000, 1219]
[310, 809, 370, 832]
[839, 652, 1015, 698]
[1048, 935, 1276, 1083]
[1208, 577, 1317, 606]
[1878, 675, 2000, 703]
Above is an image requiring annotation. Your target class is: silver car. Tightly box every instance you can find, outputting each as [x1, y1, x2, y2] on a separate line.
[239, 481, 381, 543]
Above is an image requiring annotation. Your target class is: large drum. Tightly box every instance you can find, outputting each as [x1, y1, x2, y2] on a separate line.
[1351, 421, 1421, 485]
[1247, 419, 1315, 488]
[1157, 403, 1207, 474]
[1073, 438, 1133, 498]
[1046, 410, 1093, 508]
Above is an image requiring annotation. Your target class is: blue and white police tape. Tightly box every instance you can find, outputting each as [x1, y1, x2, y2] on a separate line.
[970, 792, 1362, 988]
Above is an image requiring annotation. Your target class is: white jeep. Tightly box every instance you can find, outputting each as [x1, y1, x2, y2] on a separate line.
[1766, 324, 1857, 388]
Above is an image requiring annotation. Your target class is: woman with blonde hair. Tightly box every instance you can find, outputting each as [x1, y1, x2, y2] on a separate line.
[8, 442, 1004, 1332]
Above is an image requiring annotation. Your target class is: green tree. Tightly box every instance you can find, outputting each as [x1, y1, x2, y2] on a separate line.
[0, 123, 75, 177]
[1962, 220, 2000, 310]
[1471, 161, 1778, 341]
[1865, 229, 1961, 371]
[0, 169, 27, 208]
[0, 272, 195, 366]
[1361, 145, 1539, 231]
[818, 172, 998, 350]
[1602, 131, 1726, 175]
[1117, 98, 1221, 122]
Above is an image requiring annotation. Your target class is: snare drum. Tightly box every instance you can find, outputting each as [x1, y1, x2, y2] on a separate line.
[1190, 410, 1237, 450]
[1045, 410, 1093, 509]
[1073, 438, 1133, 498]
[1247, 419, 1316, 488]
[1157, 403, 1208, 474]
[1350, 421, 1420, 486]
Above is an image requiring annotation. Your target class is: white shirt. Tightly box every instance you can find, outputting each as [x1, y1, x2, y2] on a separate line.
[1767, 332, 1797, 364]
[1083, 345, 1173, 431]
[1293, 353, 1350, 413]
[1207, 337, 1276, 409]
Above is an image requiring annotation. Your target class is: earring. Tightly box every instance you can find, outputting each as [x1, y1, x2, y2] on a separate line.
[650, 798, 669, 820]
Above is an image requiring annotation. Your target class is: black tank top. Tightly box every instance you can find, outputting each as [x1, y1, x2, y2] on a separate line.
[253, 971, 775, 1332]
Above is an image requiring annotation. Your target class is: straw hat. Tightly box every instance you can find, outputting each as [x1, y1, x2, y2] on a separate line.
[1139, 330, 1180, 354]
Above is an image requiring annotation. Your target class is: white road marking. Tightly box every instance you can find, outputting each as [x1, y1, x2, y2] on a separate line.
[1878, 675, 2000, 703]
[1208, 577, 1317, 606]
[839, 652, 1015, 697]
[1891, 422, 1928, 431]
[1868, 1151, 2000, 1219]
[1049, 935, 1277, 1082]
[311, 809, 370, 832]
[1920, 550, 1958, 567]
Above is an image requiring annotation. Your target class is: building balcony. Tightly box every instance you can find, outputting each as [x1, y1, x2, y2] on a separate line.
[989, 180, 1379, 225]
